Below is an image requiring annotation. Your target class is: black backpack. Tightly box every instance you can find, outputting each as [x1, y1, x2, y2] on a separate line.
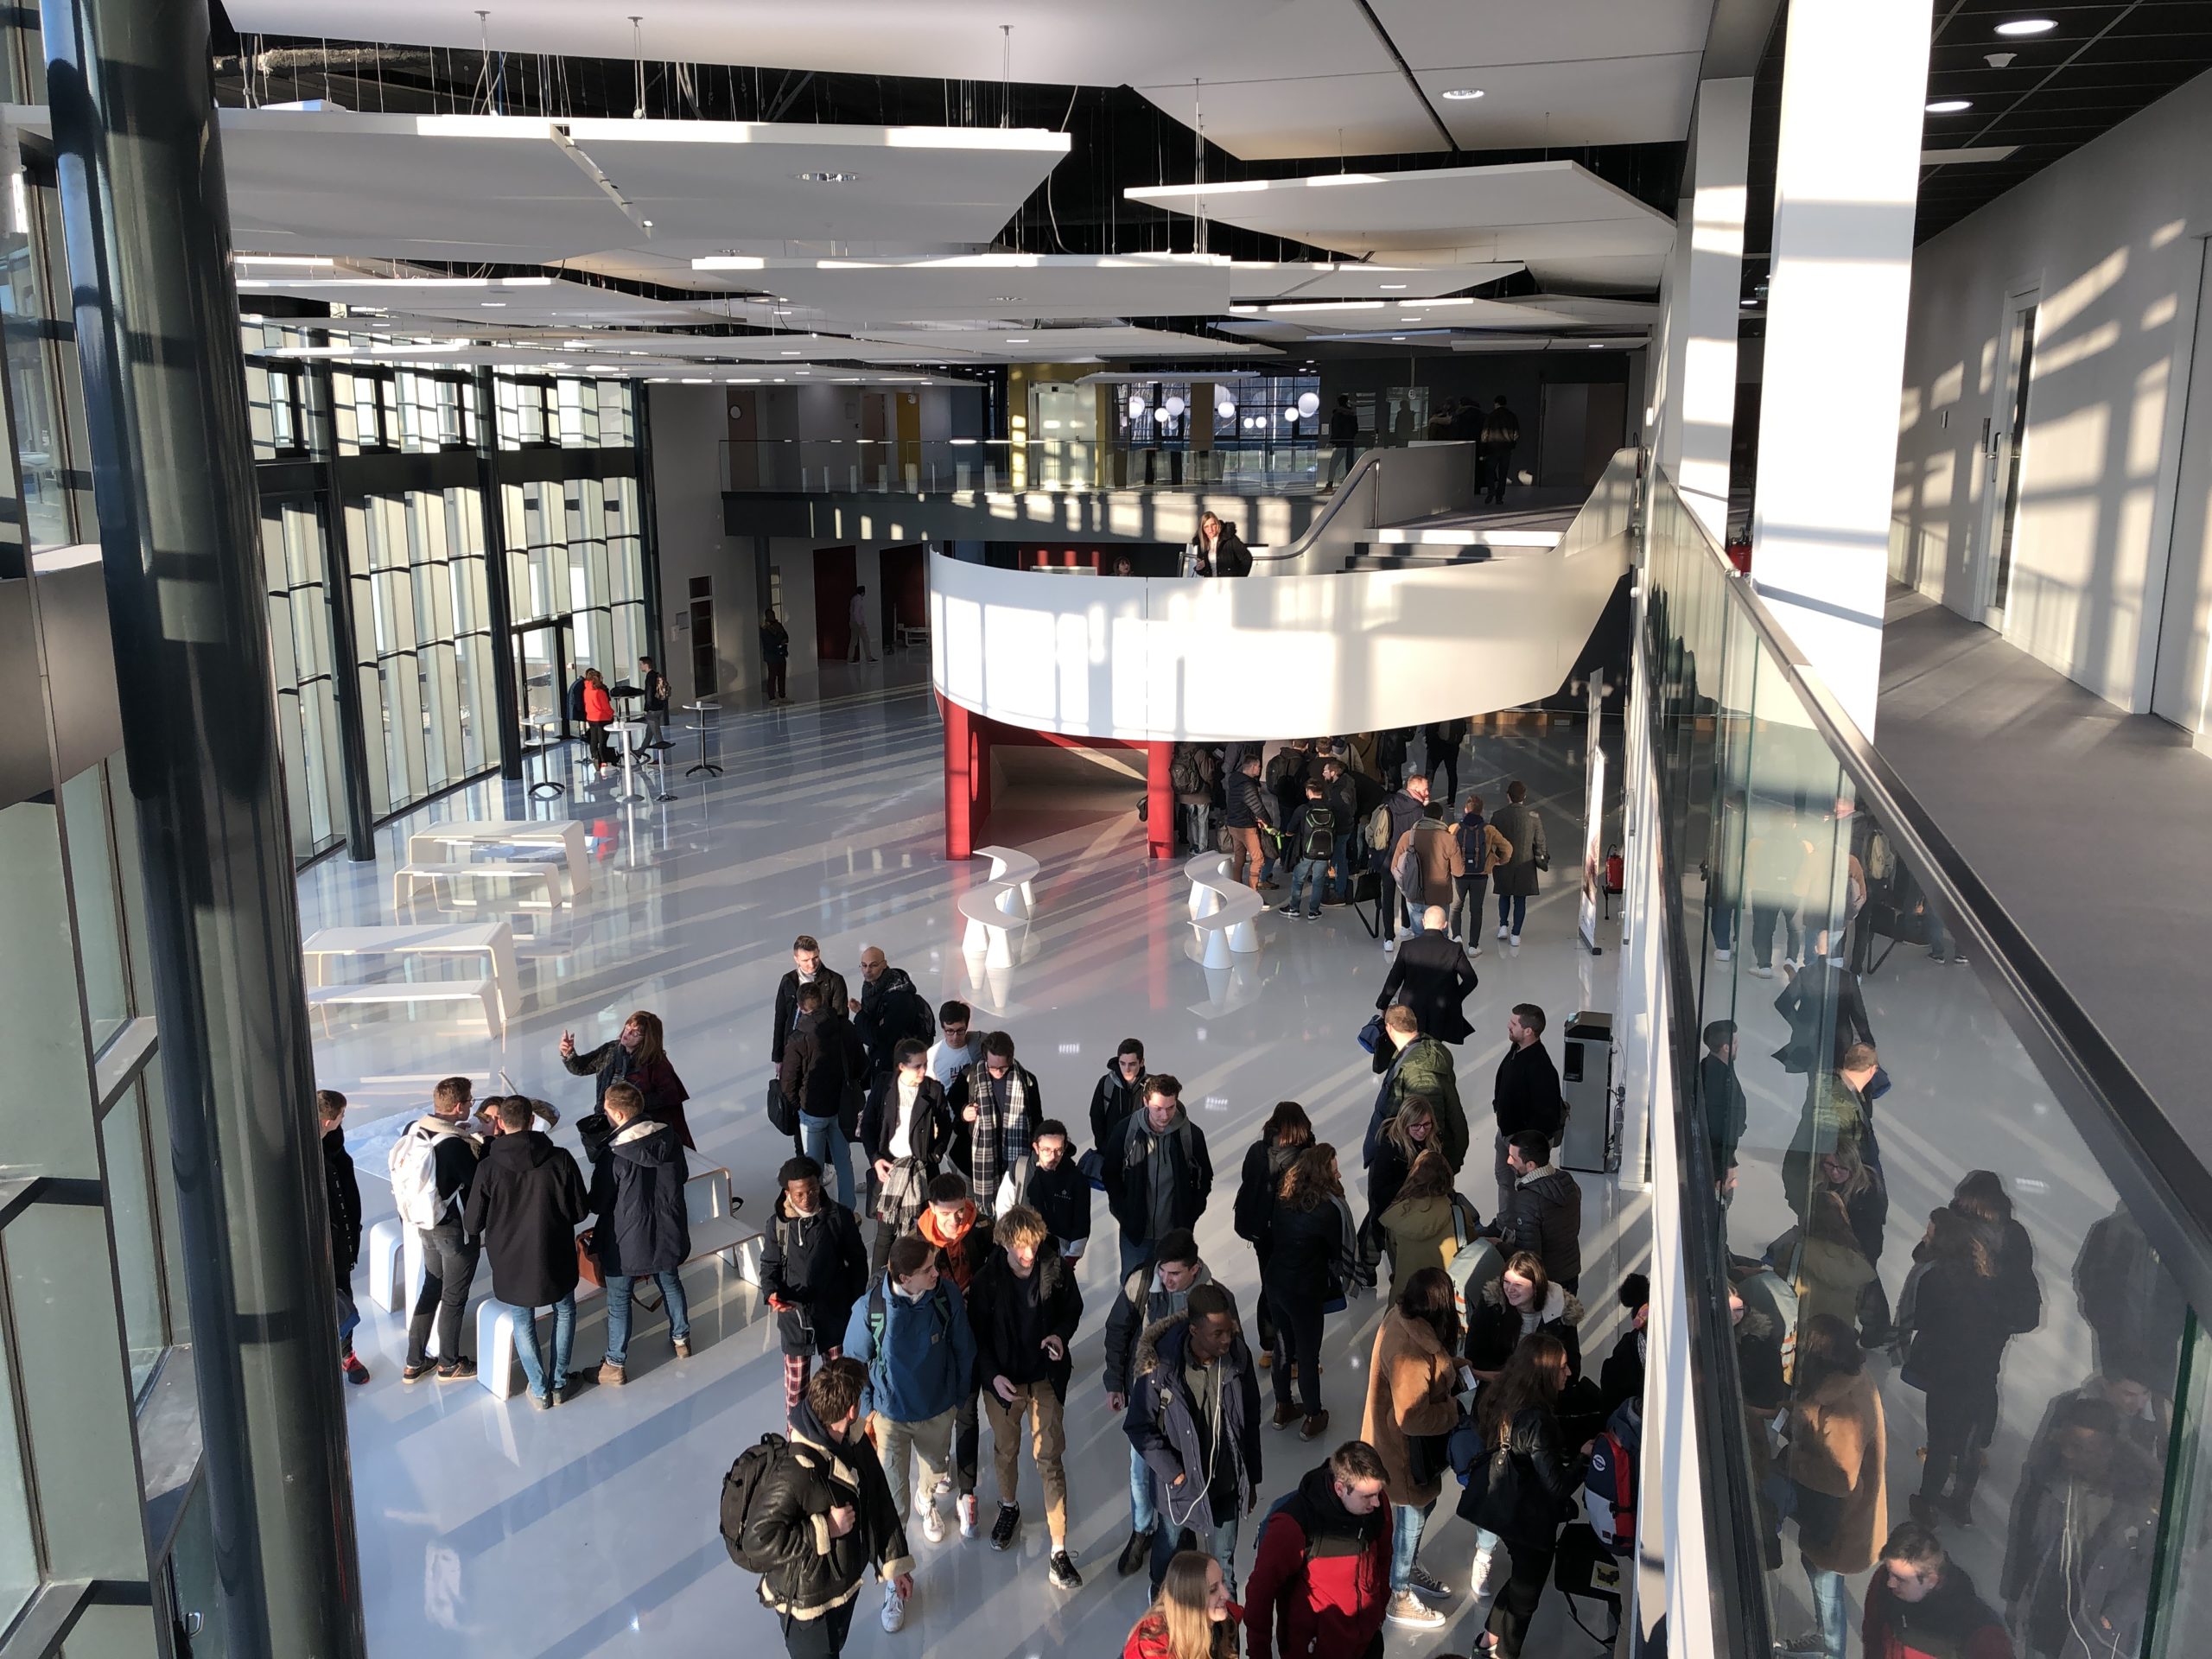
[721, 1433, 792, 1573]
[1298, 804, 1336, 861]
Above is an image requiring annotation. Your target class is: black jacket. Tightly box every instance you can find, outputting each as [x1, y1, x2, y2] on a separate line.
[1234, 1138, 1300, 1245]
[1224, 770, 1274, 830]
[1465, 1276, 1585, 1377]
[1700, 1053, 1748, 1173]
[1194, 526, 1253, 577]
[1502, 1166, 1583, 1287]
[1103, 1260, 1243, 1396]
[971, 1243, 1083, 1395]
[858, 1073, 951, 1170]
[586, 1117, 690, 1279]
[321, 1127, 362, 1276]
[779, 1009, 868, 1135]
[1376, 932, 1478, 1045]
[1329, 406, 1358, 443]
[760, 1196, 870, 1357]
[464, 1129, 590, 1307]
[1108, 1107, 1215, 1245]
[1126, 1313, 1264, 1530]
[1457, 1403, 1583, 1548]
[1772, 961, 1873, 1075]
[747, 1397, 912, 1621]
[1286, 799, 1339, 863]
[563, 1041, 692, 1146]
[1494, 1041, 1566, 1142]
[1089, 1062, 1147, 1156]
[854, 968, 934, 1077]
[1025, 1160, 1092, 1249]
[1263, 1195, 1357, 1300]
[772, 968, 851, 1065]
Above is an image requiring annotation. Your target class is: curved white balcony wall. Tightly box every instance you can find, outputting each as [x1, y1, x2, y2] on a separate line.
[929, 523, 1632, 743]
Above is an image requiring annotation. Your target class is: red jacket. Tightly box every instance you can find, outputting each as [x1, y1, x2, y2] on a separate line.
[582, 683, 614, 722]
[1243, 1468, 1390, 1659]
[1862, 1571, 2013, 1659]
[1124, 1604, 1243, 1659]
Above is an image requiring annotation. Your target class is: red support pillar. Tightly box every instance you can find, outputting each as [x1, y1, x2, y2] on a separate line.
[941, 696, 993, 860]
[1145, 741, 1175, 860]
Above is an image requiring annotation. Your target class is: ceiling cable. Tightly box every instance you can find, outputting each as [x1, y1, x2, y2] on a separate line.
[475, 12, 491, 115]
[630, 16, 645, 119]
[1001, 26, 1012, 128]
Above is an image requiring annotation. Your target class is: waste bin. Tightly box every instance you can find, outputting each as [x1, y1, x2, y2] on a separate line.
[1560, 1011, 1618, 1173]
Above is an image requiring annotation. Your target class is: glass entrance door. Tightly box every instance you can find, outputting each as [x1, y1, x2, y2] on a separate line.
[513, 621, 569, 754]
[1989, 300, 2039, 620]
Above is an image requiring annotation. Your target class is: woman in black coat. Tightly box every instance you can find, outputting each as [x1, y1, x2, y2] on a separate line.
[1465, 1252, 1585, 1383]
[1457, 1332, 1587, 1658]
[859, 1041, 952, 1271]
[1262, 1143, 1361, 1438]
[562, 1008, 695, 1149]
[1233, 1102, 1314, 1358]
[1904, 1206, 2017, 1526]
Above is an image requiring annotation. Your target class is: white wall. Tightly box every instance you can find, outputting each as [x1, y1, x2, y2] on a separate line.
[647, 384, 759, 706]
[1894, 67, 2212, 710]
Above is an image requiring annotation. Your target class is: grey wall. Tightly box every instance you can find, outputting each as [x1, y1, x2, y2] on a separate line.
[648, 384, 758, 704]
[1892, 66, 2212, 712]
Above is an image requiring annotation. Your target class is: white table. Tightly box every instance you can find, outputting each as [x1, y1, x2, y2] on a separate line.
[526, 715, 567, 799]
[681, 700, 722, 778]
[302, 921, 521, 1026]
[405, 819, 591, 899]
[608, 721, 649, 804]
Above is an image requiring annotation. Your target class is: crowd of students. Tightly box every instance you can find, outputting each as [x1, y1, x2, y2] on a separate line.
[1170, 733, 1552, 955]
[716, 927, 1652, 1659]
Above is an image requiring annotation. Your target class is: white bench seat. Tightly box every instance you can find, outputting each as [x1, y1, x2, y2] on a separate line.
[308, 976, 502, 1039]
[392, 860, 563, 912]
[1185, 855, 1263, 967]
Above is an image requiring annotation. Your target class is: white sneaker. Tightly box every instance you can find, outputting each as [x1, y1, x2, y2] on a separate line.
[920, 1503, 945, 1545]
[1713, 946, 1732, 962]
[1509, 933, 1521, 947]
[1382, 938, 1396, 953]
[1471, 1548, 1496, 1599]
[1387, 1591, 1447, 1629]
[1748, 963, 1775, 979]
[932, 1473, 951, 1498]
[1469, 944, 1483, 958]
[958, 1494, 979, 1539]
[1497, 924, 1510, 940]
[880, 1582, 907, 1633]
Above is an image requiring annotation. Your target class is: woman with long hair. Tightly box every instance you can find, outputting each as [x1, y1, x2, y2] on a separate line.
[1901, 1206, 2011, 1529]
[1376, 1148, 1466, 1295]
[1783, 1314, 1887, 1659]
[581, 666, 615, 766]
[1456, 1332, 1586, 1655]
[759, 607, 791, 702]
[1233, 1102, 1314, 1363]
[1263, 1143, 1361, 1440]
[1465, 1250, 1584, 1382]
[1362, 1266, 1466, 1630]
[1122, 1548, 1241, 1659]
[1360, 1093, 1440, 1281]
[561, 1009, 695, 1149]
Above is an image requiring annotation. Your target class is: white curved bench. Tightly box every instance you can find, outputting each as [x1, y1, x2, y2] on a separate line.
[1185, 857, 1262, 968]
[976, 844, 1039, 918]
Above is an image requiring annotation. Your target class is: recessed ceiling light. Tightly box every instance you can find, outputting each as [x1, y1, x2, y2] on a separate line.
[1440, 88, 1484, 100]
[1588, 342, 1607, 349]
[1380, 283, 1408, 289]
[990, 296, 1022, 302]
[1005, 337, 1031, 344]
[793, 170, 862, 183]
[1926, 99, 1973, 113]
[480, 301, 506, 308]
[1994, 16, 2056, 35]
[1741, 298, 1758, 307]
[1391, 335, 1407, 341]
[780, 350, 802, 356]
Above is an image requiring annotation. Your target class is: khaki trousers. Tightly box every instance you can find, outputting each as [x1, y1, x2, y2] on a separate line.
[874, 1406, 955, 1525]
[983, 1381, 1069, 1543]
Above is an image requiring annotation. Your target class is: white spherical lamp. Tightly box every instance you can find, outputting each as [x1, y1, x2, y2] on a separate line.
[1296, 391, 1320, 418]
[1217, 397, 1236, 420]
[1163, 395, 1186, 417]
[1128, 394, 1147, 419]
[1281, 406, 1297, 423]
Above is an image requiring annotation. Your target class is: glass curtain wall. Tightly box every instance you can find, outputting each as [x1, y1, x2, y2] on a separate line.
[504, 473, 647, 705]
[1643, 468, 2211, 1659]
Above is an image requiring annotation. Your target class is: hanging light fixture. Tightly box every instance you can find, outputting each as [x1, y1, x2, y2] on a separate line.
[1296, 391, 1320, 418]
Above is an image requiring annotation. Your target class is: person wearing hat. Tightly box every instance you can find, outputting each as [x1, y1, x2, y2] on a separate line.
[760, 1154, 870, 1423]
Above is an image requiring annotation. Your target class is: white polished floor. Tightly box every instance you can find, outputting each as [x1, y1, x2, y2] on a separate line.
[303, 680, 1645, 1659]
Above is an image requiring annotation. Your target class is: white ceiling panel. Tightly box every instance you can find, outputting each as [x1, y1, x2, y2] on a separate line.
[234, 275, 724, 327]
[1129, 161, 1674, 289]
[730, 254, 1233, 323]
[854, 326, 1277, 362]
[1229, 262, 1522, 301]
[223, 0, 1713, 159]
[214, 108, 1060, 268]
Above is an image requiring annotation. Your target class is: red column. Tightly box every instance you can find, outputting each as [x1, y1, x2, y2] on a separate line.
[943, 697, 974, 860]
[1146, 741, 1175, 860]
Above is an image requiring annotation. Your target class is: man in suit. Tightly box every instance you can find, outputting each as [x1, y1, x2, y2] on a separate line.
[1375, 906, 1478, 1045]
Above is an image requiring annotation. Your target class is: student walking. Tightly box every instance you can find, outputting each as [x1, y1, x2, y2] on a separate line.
[1279, 778, 1338, 919]
[1107, 1075, 1215, 1282]
[742, 1357, 915, 1651]
[843, 1233, 975, 1575]
[1456, 1332, 1588, 1657]
[464, 1095, 591, 1408]
[1264, 1145, 1362, 1441]
[948, 1030, 1040, 1221]
[1362, 1268, 1467, 1629]
[585, 1082, 694, 1387]
[779, 984, 869, 1211]
[1368, 1005, 1471, 1173]
[1089, 1039, 1150, 1169]
[1024, 1120, 1093, 1267]
[1126, 1282, 1265, 1592]
[1234, 1103, 1315, 1361]
[973, 1205, 1085, 1587]
[1124, 1549, 1243, 1659]
[1487, 781, 1548, 944]
[1454, 793, 1509, 950]
[859, 1039, 950, 1274]
[916, 1173, 991, 1536]
[1243, 1440, 1393, 1658]
[760, 1155, 869, 1414]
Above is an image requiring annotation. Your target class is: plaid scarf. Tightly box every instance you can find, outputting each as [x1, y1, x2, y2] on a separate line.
[962, 1058, 1033, 1216]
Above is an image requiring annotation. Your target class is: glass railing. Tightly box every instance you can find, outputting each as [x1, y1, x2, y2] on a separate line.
[1638, 466, 2212, 1659]
[717, 435, 1349, 494]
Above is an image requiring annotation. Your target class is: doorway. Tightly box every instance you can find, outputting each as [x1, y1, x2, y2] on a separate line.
[814, 545, 856, 661]
[1979, 288, 2041, 627]
[879, 544, 926, 646]
[2152, 239, 2212, 739]
[513, 620, 570, 751]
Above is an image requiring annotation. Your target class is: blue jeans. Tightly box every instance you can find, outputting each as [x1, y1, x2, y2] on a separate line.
[1497, 891, 1527, 933]
[1391, 1499, 1434, 1591]
[1331, 834, 1354, 900]
[1805, 1563, 1847, 1659]
[507, 1294, 575, 1398]
[335, 1280, 359, 1351]
[799, 1111, 855, 1211]
[1285, 856, 1326, 914]
[1150, 1508, 1239, 1595]
[605, 1271, 690, 1366]
[1129, 1445, 1158, 1534]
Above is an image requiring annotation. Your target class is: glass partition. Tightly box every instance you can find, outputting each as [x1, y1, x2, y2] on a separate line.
[1641, 468, 2209, 1659]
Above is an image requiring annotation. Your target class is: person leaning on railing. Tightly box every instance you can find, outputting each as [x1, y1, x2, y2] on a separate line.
[1185, 511, 1251, 577]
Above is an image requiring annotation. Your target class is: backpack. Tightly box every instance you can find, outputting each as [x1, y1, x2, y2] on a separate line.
[390, 1117, 471, 1230]
[862, 1275, 952, 1389]
[1265, 749, 1301, 797]
[1249, 1490, 1319, 1567]
[1582, 1427, 1636, 1553]
[1171, 747, 1201, 794]
[1364, 804, 1393, 853]
[1864, 830, 1893, 883]
[721, 1433, 793, 1573]
[1298, 804, 1336, 861]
